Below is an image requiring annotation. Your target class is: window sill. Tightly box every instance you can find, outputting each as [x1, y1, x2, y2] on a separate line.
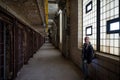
[78, 48, 120, 62]
[95, 52, 120, 62]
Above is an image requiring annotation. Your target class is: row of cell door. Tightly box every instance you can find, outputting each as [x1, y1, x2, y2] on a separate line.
[0, 20, 44, 80]
[0, 20, 27, 80]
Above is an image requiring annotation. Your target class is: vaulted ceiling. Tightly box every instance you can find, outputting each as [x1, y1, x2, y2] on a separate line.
[0, 0, 64, 36]
[48, 0, 58, 27]
[1, 0, 45, 35]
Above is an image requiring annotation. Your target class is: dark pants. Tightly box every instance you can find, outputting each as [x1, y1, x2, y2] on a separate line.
[82, 60, 89, 80]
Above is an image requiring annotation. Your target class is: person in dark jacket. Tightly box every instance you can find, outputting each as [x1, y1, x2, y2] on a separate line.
[82, 36, 94, 80]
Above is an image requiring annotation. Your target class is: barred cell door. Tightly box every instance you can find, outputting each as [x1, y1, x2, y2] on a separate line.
[5, 24, 14, 80]
[16, 25, 24, 71]
[0, 21, 14, 80]
[0, 21, 5, 80]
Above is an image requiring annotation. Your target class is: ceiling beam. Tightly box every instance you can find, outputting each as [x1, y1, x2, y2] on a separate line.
[36, 0, 45, 26]
[48, 1, 56, 4]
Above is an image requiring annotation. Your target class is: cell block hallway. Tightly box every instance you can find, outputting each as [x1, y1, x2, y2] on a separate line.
[15, 43, 83, 80]
[0, 0, 120, 80]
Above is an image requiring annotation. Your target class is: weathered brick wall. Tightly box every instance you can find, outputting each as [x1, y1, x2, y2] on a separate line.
[69, 0, 82, 66]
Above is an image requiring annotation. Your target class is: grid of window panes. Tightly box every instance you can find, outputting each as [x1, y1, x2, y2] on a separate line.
[100, 0, 119, 55]
[83, 0, 97, 50]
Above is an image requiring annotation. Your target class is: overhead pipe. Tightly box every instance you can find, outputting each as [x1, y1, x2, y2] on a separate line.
[44, 0, 48, 33]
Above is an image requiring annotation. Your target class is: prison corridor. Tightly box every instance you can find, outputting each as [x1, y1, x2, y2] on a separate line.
[15, 43, 83, 80]
[0, 0, 120, 80]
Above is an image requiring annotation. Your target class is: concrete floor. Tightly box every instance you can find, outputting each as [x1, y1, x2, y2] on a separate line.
[15, 43, 83, 80]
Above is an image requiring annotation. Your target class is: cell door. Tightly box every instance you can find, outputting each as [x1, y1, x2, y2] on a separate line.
[17, 26, 24, 71]
[0, 21, 14, 80]
[5, 24, 14, 80]
[0, 21, 5, 80]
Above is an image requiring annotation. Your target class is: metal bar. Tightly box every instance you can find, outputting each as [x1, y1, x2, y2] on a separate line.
[118, 33, 120, 80]
[97, 0, 100, 51]
[45, 0, 48, 32]
[3, 23, 6, 80]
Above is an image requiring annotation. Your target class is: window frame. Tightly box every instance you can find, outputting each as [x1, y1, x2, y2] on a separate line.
[86, 1, 92, 13]
[106, 18, 120, 34]
[86, 26, 92, 36]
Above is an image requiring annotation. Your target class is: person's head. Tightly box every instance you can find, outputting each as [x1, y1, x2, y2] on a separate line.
[84, 36, 90, 44]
